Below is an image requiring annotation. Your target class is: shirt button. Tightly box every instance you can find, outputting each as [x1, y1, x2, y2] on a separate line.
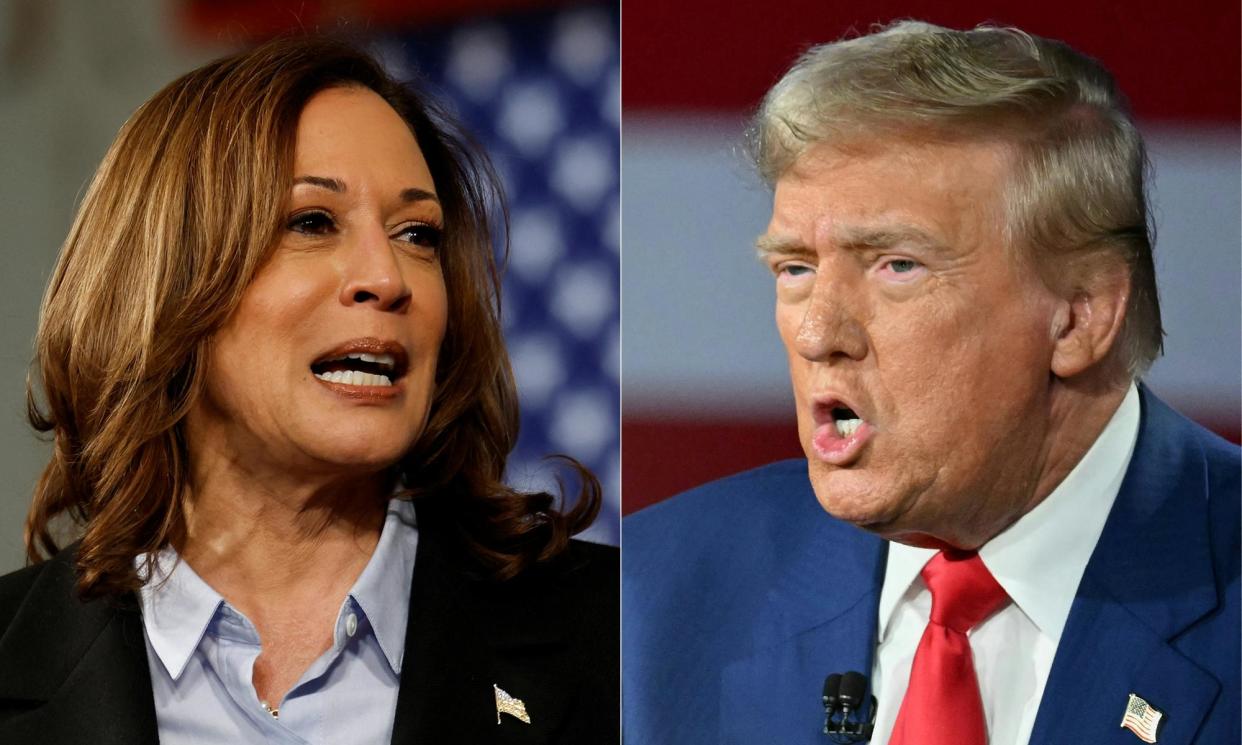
[346, 612, 358, 637]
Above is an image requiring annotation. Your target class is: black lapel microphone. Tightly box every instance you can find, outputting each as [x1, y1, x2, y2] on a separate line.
[822, 671, 876, 743]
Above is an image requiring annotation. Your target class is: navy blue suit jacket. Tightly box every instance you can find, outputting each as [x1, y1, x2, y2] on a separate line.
[624, 389, 1239, 744]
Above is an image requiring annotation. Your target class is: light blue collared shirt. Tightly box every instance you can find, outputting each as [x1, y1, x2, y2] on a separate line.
[136, 498, 418, 744]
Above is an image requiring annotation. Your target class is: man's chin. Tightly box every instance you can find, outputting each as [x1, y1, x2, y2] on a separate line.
[810, 471, 977, 551]
[806, 464, 906, 530]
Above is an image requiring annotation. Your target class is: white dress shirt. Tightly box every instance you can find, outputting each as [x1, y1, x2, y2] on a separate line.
[870, 383, 1140, 745]
[136, 497, 418, 745]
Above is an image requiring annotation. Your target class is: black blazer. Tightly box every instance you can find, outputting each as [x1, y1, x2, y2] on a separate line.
[0, 512, 618, 744]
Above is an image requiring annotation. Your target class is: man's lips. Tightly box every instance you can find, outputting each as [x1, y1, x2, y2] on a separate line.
[810, 394, 874, 466]
[810, 394, 869, 427]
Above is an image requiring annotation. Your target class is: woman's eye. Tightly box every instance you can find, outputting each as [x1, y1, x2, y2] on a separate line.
[393, 223, 443, 249]
[287, 211, 335, 235]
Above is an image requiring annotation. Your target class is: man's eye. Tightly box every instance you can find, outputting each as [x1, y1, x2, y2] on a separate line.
[780, 263, 814, 277]
[287, 211, 335, 235]
[887, 259, 919, 273]
[393, 223, 443, 249]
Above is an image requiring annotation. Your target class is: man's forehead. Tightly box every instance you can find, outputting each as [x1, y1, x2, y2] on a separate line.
[759, 138, 1012, 255]
[776, 135, 1015, 198]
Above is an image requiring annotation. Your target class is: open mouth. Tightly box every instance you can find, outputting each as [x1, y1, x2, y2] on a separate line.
[810, 395, 873, 465]
[829, 404, 863, 437]
[815, 396, 867, 436]
[310, 340, 408, 388]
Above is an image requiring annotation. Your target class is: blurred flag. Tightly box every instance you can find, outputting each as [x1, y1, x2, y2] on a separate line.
[622, 0, 1240, 513]
[377, 6, 620, 544]
[181, 1, 620, 544]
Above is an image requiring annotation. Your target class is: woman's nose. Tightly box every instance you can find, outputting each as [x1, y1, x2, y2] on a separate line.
[339, 227, 412, 312]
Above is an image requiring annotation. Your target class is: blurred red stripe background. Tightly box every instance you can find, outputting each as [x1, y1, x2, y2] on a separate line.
[621, 0, 1240, 514]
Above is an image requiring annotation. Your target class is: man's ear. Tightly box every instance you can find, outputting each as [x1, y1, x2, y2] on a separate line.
[1049, 257, 1130, 379]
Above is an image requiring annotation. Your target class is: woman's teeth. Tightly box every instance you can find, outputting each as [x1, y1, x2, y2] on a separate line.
[834, 418, 863, 437]
[315, 370, 393, 387]
[343, 352, 395, 368]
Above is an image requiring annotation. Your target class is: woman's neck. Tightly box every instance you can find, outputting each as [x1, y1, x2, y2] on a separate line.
[174, 443, 395, 708]
[177, 453, 390, 622]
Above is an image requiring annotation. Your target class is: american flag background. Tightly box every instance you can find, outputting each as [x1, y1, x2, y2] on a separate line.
[370, 7, 621, 544]
[186, 1, 622, 544]
[621, 0, 1240, 514]
[0, 0, 619, 571]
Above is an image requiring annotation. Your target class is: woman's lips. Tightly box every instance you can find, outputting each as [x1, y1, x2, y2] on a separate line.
[309, 337, 410, 401]
[811, 419, 874, 465]
[314, 375, 403, 401]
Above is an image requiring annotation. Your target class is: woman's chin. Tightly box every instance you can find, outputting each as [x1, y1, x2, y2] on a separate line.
[292, 409, 424, 464]
[293, 433, 413, 478]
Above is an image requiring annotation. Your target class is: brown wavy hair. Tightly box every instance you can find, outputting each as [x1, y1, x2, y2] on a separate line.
[25, 35, 601, 599]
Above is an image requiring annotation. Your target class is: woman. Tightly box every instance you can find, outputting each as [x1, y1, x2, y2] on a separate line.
[0, 36, 616, 744]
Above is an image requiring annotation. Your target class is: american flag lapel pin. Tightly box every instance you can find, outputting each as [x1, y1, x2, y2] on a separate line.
[1120, 692, 1163, 743]
[494, 683, 532, 724]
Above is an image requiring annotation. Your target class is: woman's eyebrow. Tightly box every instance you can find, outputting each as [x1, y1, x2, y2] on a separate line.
[399, 187, 439, 204]
[293, 175, 344, 192]
[292, 176, 438, 204]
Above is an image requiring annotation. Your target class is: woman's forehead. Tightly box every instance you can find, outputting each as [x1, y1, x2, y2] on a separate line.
[292, 87, 436, 196]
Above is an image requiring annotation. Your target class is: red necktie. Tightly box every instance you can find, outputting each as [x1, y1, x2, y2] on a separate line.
[889, 551, 1009, 745]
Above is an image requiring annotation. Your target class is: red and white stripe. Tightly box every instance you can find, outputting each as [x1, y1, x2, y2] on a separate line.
[621, 0, 1241, 512]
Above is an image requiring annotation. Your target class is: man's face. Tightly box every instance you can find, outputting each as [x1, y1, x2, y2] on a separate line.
[760, 138, 1064, 548]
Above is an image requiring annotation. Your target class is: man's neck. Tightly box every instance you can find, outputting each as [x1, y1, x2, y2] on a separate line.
[1022, 376, 1131, 522]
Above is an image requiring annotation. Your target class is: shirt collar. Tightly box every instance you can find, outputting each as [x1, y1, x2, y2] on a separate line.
[136, 547, 225, 681]
[137, 497, 419, 681]
[878, 383, 1141, 643]
[346, 497, 418, 674]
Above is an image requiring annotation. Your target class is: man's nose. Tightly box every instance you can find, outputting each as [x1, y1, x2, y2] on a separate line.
[794, 273, 868, 362]
[339, 226, 412, 312]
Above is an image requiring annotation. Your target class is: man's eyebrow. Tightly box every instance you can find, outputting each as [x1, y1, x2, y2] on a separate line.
[835, 225, 947, 253]
[293, 176, 440, 205]
[755, 225, 948, 259]
[754, 234, 812, 259]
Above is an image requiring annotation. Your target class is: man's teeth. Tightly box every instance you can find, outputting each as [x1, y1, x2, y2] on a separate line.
[315, 370, 393, 387]
[834, 418, 863, 437]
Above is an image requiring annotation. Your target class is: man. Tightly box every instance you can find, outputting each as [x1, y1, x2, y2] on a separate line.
[623, 21, 1238, 745]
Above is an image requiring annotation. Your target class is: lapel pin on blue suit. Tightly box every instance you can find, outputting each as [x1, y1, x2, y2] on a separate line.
[494, 683, 532, 724]
[1120, 692, 1163, 743]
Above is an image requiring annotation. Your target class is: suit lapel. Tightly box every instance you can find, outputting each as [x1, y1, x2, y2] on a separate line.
[0, 547, 158, 745]
[1030, 389, 1221, 745]
[390, 506, 580, 744]
[720, 491, 886, 745]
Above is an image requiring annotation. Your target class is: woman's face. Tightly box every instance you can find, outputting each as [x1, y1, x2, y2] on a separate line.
[189, 86, 448, 480]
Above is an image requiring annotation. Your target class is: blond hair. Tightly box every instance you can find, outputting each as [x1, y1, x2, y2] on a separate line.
[749, 21, 1162, 375]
